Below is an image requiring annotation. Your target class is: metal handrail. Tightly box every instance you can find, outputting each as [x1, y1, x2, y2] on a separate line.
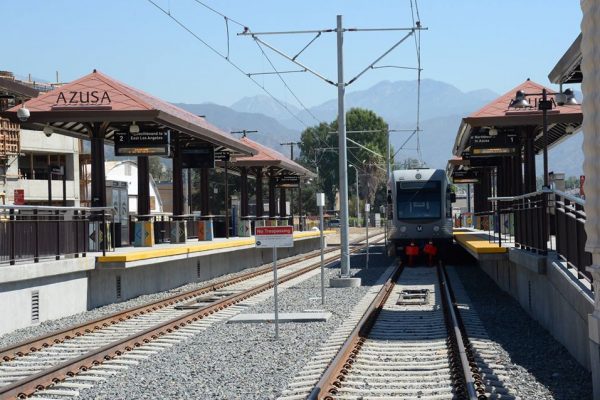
[0, 205, 114, 212]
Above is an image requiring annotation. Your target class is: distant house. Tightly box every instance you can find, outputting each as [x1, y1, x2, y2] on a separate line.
[82, 160, 163, 214]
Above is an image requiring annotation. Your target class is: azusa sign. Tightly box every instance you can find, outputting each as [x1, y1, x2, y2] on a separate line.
[55, 91, 111, 105]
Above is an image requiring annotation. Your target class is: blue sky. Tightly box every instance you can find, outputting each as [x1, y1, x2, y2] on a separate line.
[3, 1, 582, 108]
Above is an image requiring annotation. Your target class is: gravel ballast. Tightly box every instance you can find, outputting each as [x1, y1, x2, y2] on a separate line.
[75, 247, 392, 399]
[451, 264, 593, 400]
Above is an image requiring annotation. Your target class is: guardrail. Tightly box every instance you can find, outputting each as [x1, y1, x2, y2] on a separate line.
[488, 189, 592, 283]
[0, 205, 114, 265]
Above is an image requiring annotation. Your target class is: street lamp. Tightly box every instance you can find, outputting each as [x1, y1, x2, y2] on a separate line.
[348, 163, 360, 227]
[509, 87, 578, 188]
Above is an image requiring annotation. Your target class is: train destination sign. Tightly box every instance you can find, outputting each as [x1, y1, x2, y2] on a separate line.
[182, 146, 215, 168]
[255, 226, 294, 248]
[114, 132, 170, 156]
[276, 175, 300, 188]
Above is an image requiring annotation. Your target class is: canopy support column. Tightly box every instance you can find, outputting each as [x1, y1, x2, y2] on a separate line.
[298, 180, 303, 231]
[137, 156, 150, 216]
[172, 132, 184, 216]
[240, 167, 249, 217]
[201, 168, 209, 215]
[279, 187, 287, 219]
[90, 122, 108, 208]
[523, 127, 536, 193]
[255, 167, 264, 217]
[269, 173, 277, 218]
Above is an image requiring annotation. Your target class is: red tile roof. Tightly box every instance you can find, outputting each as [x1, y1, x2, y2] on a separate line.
[2, 70, 254, 155]
[230, 137, 316, 177]
[464, 79, 582, 126]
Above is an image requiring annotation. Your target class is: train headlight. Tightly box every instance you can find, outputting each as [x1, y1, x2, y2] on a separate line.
[433, 225, 440, 232]
[400, 226, 407, 233]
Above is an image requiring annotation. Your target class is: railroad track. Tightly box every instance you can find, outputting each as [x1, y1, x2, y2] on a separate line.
[0, 232, 384, 399]
[292, 262, 485, 400]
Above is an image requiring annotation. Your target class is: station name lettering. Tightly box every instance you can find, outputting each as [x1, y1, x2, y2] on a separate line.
[55, 91, 111, 105]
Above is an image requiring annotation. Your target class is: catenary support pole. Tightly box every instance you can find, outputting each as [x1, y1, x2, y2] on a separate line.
[273, 246, 279, 339]
[317, 193, 325, 305]
[337, 15, 350, 277]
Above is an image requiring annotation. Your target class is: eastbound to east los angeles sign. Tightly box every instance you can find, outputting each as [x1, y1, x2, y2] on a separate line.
[255, 226, 293, 248]
[114, 132, 170, 156]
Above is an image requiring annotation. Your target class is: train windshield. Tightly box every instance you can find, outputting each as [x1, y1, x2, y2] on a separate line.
[396, 180, 441, 220]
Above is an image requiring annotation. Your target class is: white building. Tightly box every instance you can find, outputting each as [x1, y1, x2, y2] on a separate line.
[1, 128, 80, 206]
[83, 160, 163, 214]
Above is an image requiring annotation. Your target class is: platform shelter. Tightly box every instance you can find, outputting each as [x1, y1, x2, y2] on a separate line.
[217, 136, 316, 233]
[448, 79, 582, 219]
[0, 69, 254, 217]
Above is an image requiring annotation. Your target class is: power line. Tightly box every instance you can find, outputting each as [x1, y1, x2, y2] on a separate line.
[146, 0, 313, 129]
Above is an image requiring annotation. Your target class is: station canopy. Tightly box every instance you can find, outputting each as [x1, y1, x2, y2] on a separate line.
[0, 69, 254, 156]
[548, 34, 582, 84]
[220, 137, 316, 179]
[449, 79, 582, 177]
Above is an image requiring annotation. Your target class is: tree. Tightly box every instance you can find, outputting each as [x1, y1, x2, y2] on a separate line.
[298, 108, 390, 212]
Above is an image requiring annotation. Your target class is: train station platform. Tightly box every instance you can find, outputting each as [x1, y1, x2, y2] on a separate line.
[453, 228, 509, 261]
[0, 230, 335, 336]
[95, 230, 332, 267]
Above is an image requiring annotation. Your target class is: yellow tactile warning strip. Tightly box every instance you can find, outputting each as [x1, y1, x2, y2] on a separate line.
[454, 231, 508, 254]
[97, 230, 335, 263]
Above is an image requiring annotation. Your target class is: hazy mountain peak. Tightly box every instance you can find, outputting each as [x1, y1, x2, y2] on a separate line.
[231, 94, 300, 121]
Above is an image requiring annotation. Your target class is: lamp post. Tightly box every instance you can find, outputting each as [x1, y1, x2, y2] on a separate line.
[509, 88, 578, 188]
[349, 164, 360, 227]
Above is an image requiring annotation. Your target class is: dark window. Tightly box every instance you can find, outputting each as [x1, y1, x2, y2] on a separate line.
[396, 180, 441, 220]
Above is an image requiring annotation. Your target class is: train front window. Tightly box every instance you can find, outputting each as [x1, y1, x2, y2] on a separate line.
[396, 180, 441, 220]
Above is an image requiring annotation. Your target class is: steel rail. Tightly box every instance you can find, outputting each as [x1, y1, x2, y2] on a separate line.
[439, 263, 486, 400]
[0, 235, 385, 399]
[0, 232, 381, 363]
[308, 261, 403, 400]
[438, 262, 481, 400]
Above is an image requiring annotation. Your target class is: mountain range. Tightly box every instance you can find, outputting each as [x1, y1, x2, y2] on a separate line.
[176, 78, 584, 177]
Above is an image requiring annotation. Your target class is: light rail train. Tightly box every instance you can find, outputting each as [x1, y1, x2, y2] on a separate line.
[388, 168, 454, 254]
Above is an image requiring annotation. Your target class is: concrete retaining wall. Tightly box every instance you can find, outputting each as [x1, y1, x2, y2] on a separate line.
[88, 236, 321, 308]
[478, 249, 594, 370]
[0, 235, 324, 337]
[0, 270, 89, 336]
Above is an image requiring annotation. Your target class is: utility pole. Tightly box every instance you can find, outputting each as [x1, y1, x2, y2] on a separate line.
[280, 141, 301, 160]
[240, 16, 425, 283]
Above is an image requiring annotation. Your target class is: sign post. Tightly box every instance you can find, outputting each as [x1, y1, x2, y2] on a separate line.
[317, 193, 326, 305]
[255, 225, 294, 339]
[365, 203, 370, 268]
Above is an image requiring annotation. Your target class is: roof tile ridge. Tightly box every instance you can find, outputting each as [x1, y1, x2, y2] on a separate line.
[93, 70, 153, 110]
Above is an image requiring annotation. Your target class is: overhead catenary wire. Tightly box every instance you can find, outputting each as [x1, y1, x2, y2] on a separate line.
[146, 0, 314, 129]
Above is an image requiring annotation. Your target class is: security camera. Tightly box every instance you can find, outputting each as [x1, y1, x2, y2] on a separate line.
[17, 107, 30, 122]
[43, 125, 53, 137]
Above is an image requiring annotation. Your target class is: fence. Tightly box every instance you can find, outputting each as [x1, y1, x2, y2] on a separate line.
[0, 205, 114, 265]
[488, 189, 592, 283]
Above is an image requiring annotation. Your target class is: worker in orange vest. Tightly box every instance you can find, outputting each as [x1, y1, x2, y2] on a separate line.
[405, 242, 419, 266]
[423, 241, 438, 266]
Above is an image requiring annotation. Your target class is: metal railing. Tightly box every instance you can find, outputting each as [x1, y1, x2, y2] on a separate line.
[0, 205, 114, 265]
[488, 189, 592, 283]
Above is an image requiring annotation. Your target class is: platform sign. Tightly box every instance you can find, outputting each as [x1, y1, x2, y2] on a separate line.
[14, 189, 24, 205]
[114, 132, 170, 156]
[453, 169, 480, 184]
[182, 146, 215, 168]
[276, 176, 300, 188]
[255, 226, 293, 248]
[214, 151, 231, 162]
[469, 132, 518, 157]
